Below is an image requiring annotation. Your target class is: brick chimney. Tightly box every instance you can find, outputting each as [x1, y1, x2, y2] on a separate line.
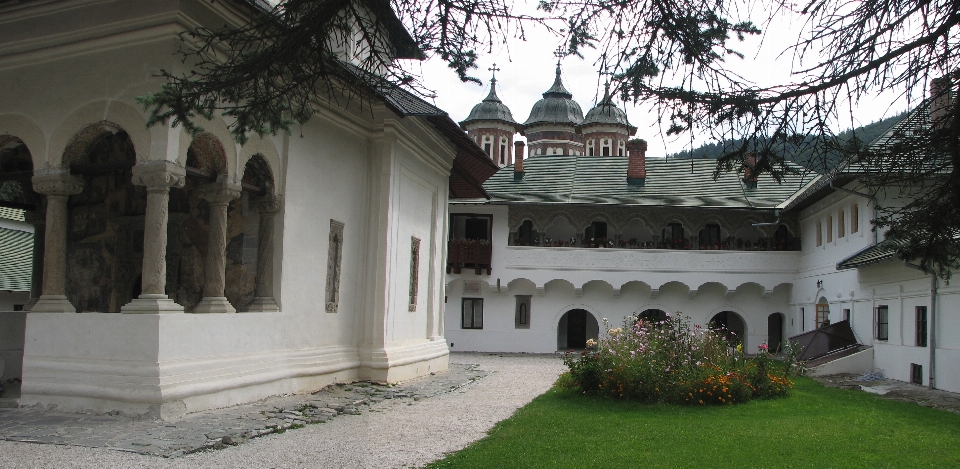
[743, 153, 758, 189]
[930, 76, 953, 130]
[514, 141, 525, 181]
[626, 139, 647, 186]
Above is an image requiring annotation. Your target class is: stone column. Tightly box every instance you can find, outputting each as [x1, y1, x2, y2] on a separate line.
[193, 183, 242, 314]
[245, 194, 281, 312]
[30, 173, 84, 313]
[121, 160, 187, 313]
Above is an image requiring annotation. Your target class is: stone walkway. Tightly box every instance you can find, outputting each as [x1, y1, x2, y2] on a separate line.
[812, 373, 960, 414]
[0, 362, 488, 457]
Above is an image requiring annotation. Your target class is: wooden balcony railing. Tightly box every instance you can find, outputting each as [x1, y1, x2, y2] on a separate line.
[446, 240, 492, 274]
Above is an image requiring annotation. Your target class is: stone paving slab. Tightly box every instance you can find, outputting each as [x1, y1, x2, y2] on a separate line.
[0, 363, 487, 458]
[813, 373, 960, 414]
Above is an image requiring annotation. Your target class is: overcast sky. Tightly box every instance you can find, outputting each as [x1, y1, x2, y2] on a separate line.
[403, 2, 913, 158]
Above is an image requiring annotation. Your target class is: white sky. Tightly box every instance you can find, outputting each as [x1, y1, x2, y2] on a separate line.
[403, 2, 914, 157]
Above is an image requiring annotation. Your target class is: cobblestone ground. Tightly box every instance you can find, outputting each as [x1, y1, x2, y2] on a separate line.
[813, 373, 960, 414]
[0, 361, 489, 457]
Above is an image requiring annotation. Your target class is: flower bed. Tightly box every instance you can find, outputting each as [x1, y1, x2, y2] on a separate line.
[559, 314, 797, 405]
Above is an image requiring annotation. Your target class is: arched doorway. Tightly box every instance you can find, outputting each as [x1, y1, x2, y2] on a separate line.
[557, 309, 599, 350]
[709, 311, 745, 346]
[637, 308, 668, 323]
[768, 313, 785, 352]
[816, 297, 830, 328]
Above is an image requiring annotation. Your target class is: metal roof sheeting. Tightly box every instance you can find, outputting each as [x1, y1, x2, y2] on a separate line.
[835, 239, 901, 270]
[0, 227, 32, 292]
[486, 156, 816, 208]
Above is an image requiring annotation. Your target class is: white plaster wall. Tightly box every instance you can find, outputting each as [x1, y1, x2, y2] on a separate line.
[445, 203, 795, 354]
[6, 0, 455, 416]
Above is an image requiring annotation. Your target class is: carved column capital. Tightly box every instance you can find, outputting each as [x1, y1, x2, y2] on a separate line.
[31, 173, 84, 197]
[250, 194, 282, 213]
[131, 160, 187, 190]
[199, 183, 242, 205]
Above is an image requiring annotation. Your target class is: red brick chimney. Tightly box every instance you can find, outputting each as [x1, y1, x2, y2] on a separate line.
[930, 76, 953, 130]
[626, 139, 647, 186]
[514, 140, 525, 181]
[743, 153, 758, 189]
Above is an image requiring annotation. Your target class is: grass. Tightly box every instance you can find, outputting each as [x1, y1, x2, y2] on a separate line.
[425, 377, 960, 468]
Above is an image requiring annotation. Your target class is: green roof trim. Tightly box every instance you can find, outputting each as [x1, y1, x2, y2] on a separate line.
[484, 155, 816, 209]
[836, 239, 902, 270]
[0, 226, 33, 292]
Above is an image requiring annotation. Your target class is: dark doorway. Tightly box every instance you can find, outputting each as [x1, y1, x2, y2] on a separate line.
[557, 309, 599, 349]
[568, 310, 587, 348]
[709, 311, 745, 345]
[768, 313, 785, 352]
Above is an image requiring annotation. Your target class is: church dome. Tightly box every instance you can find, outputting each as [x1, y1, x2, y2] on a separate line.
[460, 78, 518, 127]
[581, 84, 636, 133]
[523, 66, 584, 127]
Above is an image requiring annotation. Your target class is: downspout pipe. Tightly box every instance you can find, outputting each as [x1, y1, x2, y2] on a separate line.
[903, 261, 937, 389]
[829, 180, 879, 245]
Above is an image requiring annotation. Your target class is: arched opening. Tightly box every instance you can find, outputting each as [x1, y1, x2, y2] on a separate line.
[543, 217, 576, 246]
[733, 223, 766, 250]
[516, 219, 538, 246]
[698, 221, 726, 249]
[169, 133, 230, 312]
[557, 309, 599, 350]
[637, 308, 668, 323]
[768, 313, 785, 352]
[816, 297, 830, 329]
[227, 154, 277, 312]
[709, 311, 745, 346]
[0, 136, 42, 308]
[773, 224, 797, 251]
[61, 124, 146, 312]
[620, 218, 653, 248]
[583, 219, 609, 247]
[659, 220, 688, 249]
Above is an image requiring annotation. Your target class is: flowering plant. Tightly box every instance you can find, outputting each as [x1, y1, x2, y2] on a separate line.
[560, 314, 794, 405]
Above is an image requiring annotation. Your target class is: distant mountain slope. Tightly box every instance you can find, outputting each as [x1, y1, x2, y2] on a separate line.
[665, 111, 909, 172]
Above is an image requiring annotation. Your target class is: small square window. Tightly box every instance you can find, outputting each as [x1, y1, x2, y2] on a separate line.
[875, 305, 889, 341]
[462, 298, 483, 329]
[911, 363, 923, 385]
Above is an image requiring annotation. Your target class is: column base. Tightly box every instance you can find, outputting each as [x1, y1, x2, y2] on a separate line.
[121, 294, 185, 314]
[29, 295, 76, 313]
[244, 297, 280, 313]
[193, 297, 236, 314]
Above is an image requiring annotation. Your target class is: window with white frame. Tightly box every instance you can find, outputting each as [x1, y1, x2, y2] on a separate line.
[515, 295, 531, 329]
[462, 298, 483, 329]
[875, 305, 889, 340]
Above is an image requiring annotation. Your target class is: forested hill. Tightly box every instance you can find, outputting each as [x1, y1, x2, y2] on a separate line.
[664, 111, 909, 172]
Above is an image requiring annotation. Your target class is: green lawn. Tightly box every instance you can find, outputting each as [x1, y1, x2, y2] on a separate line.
[426, 377, 960, 468]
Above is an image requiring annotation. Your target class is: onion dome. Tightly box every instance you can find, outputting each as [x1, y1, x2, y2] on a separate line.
[523, 66, 584, 127]
[581, 84, 637, 134]
[459, 77, 519, 128]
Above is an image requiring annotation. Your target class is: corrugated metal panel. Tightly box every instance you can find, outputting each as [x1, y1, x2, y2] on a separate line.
[0, 227, 33, 291]
[0, 207, 25, 222]
[486, 155, 815, 208]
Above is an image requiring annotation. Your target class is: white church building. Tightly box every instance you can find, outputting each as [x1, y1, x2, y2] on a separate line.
[0, 0, 497, 417]
[445, 68, 960, 394]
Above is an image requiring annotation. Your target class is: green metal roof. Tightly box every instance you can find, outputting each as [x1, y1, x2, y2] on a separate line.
[0, 226, 32, 292]
[486, 155, 816, 208]
[836, 239, 902, 270]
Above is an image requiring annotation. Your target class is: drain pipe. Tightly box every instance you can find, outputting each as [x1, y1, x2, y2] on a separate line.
[903, 261, 937, 389]
[751, 210, 781, 227]
[829, 181, 879, 245]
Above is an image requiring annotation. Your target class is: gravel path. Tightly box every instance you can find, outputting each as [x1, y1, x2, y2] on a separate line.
[0, 353, 566, 469]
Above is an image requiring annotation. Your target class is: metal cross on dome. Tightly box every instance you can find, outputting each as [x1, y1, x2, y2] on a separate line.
[553, 46, 566, 66]
[488, 63, 500, 82]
